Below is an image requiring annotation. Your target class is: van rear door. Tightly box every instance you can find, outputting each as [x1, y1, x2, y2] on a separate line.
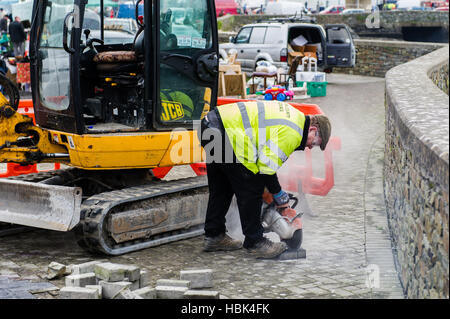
[325, 24, 355, 68]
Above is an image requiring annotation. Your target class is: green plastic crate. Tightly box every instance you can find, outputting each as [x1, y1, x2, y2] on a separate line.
[296, 81, 328, 97]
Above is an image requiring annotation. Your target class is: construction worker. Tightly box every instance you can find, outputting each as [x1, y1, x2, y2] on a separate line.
[199, 101, 331, 259]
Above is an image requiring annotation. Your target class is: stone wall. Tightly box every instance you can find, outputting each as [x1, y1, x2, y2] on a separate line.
[429, 60, 449, 95]
[334, 39, 446, 78]
[384, 46, 449, 299]
[313, 10, 449, 37]
[218, 11, 450, 36]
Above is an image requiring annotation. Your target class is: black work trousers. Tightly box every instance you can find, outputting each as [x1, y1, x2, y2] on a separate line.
[204, 161, 265, 248]
[200, 110, 280, 248]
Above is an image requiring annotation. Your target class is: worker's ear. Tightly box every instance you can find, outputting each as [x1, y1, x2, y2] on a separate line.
[308, 125, 318, 135]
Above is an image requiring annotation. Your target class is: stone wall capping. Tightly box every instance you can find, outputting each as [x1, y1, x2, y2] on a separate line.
[386, 46, 449, 165]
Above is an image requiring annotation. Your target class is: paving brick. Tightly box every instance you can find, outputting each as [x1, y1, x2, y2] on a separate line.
[184, 290, 220, 299]
[59, 287, 100, 299]
[99, 281, 132, 299]
[125, 278, 140, 291]
[134, 286, 157, 299]
[156, 279, 190, 288]
[180, 269, 213, 289]
[94, 263, 126, 282]
[65, 273, 97, 287]
[139, 270, 150, 288]
[113, 288, 143, 299]
[47, 262, 66, 280]
[122, 265, 140, 282]
[156, 286, 188, 299]
[85, 285, 102, 298]
[94, 263, 140, 282]
[72, 260, 106, 275]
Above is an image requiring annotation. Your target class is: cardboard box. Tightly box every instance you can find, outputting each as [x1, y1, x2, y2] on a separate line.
[291, 45, 305, 53]
[288, 51, 304, 65]
[304, 45, 317, 53]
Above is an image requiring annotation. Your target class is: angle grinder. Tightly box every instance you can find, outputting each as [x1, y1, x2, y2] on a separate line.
[261, 191, 305, 259]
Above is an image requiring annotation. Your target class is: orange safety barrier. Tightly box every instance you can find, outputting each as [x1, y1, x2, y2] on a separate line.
[277, 137, 341, 196]
[0, 99, 60, 178]
[151, 163, 207, 179]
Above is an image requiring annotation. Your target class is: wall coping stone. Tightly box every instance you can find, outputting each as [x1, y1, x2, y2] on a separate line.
[353, 39, 446, 50]
[385, 46, 449, 166]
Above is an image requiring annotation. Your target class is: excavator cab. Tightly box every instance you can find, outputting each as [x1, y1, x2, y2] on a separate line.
[31, 0, 218, 134]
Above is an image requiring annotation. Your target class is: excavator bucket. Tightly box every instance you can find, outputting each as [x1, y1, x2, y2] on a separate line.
[0, 179, 82, 231]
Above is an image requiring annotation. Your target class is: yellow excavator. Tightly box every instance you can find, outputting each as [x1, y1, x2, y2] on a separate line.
[0, 0, 336, 256]
[0, 0, 219, 255]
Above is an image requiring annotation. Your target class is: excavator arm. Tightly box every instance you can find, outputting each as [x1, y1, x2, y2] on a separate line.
[0, 90, 69, 165]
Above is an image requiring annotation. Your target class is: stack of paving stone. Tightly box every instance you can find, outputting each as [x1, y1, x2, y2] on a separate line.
[51, 260, 219, 299]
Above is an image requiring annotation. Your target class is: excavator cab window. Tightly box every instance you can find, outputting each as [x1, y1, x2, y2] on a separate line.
[30, 0, 218, 134]
[155, 0, 218, 129]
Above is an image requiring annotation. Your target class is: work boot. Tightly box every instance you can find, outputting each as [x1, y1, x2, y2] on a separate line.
[246, 237, 287, 259]
[203, 233, 243, 252]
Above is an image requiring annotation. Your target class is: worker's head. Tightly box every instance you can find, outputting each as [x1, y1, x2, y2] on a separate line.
[306, 115, 331, 150]
[14, 16, 20, 22]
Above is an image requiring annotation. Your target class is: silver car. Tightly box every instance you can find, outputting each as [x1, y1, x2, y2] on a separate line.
[220, 19, 356, 72]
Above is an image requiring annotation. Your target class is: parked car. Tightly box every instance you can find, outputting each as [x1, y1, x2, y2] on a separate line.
[220, 19, 356, 72]
[319, 5, 345, 14]
[434, 6, 449, 10]
[341, 8, 366, 14]
[104, 18, 138, 35]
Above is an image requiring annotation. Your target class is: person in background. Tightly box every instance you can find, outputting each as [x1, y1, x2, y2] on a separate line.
[0, 8, 5, 20]
[0, 15, 8, 34]
[8, 16, 26, 58]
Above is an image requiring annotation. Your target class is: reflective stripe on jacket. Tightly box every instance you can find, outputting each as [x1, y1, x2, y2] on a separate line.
[218, 101, 306, 175]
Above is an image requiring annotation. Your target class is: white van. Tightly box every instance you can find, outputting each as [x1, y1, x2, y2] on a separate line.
[396, 0, 422, 9]
[220, 19, 356, 72]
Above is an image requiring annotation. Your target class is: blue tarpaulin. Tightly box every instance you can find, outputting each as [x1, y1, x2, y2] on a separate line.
[117, 3, 143, 19]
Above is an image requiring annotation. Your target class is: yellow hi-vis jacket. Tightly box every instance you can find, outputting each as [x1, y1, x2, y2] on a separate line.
[218, 101, 306, 175]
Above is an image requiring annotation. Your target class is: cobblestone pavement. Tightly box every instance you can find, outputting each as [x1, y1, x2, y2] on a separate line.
[0, 74, 405, 299]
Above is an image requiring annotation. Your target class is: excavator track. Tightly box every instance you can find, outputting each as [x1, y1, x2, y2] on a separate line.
[77, 176, 209, 255]
[7, 169, 209, 255]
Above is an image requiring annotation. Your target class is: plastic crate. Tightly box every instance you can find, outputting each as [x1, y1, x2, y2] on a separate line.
[296, 81, 327, 97]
